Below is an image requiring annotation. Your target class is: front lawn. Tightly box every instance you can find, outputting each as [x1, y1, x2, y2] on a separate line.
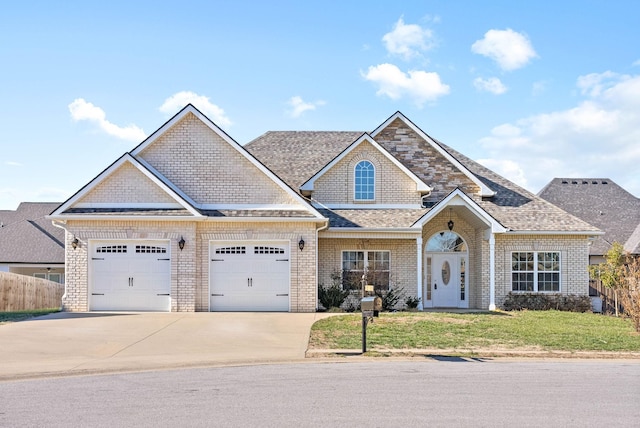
[309, 311, 640, 353]
[0, 309, 60, 324]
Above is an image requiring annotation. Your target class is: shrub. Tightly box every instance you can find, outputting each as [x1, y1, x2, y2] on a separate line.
[503, 292, 592, 312]
[318, 271, 350, 310]
[619, 257, 640, 332]
[405, 295, 421, 310]
[376, 286, 404, 311]
[318, 282, 349, 311]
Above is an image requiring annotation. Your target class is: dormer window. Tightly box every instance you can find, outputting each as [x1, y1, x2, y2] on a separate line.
[354, 160, 375, 201]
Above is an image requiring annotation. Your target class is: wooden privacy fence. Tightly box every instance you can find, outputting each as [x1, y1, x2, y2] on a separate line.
[0, 272, 64, 311]
[589, 278, 623, 315]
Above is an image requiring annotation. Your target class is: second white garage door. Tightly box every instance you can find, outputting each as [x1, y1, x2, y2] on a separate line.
[209, 241, 290, 311]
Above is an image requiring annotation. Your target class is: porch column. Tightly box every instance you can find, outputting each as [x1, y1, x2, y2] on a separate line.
[489, 232, 496, 310]
[416, 236, 423, 310]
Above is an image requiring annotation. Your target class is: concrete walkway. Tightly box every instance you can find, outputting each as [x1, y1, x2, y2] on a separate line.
[0, 312, 332, 381]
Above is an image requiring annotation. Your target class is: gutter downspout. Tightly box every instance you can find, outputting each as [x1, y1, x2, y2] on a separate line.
[489, 232, 496, 310]
[51, 220, 68, 310]
[417, 236, 423, 310]
[314, 219, 330, 312]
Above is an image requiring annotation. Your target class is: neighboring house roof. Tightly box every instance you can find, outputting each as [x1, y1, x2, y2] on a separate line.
[0, 202, 64, 264]
[247, 114, 599, 234]
[538, 178, 640, 255]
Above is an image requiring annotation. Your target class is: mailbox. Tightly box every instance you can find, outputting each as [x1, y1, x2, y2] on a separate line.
[361, 296, 382, 317]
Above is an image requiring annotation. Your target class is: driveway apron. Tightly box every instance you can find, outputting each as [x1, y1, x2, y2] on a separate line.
[0, 312, 325, 380]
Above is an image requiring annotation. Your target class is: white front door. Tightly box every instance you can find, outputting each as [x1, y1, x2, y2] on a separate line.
[209, 241, 290, 311]
[432, 253, 460, 308]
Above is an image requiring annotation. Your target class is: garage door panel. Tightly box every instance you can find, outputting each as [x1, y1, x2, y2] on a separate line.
[210, 242, 290, 312]
[90, 241, 171, 312]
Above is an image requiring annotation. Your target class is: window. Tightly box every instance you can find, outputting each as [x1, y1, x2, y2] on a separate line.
[342, 250, 390, 291]
[354, 160, 375, 200]
[511, 252, 560, 292]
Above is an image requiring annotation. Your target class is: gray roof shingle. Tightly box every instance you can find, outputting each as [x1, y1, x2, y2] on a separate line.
[0, 202, 65, 264]
[538, 178, 640, 254]
[247, 126, 599, 233]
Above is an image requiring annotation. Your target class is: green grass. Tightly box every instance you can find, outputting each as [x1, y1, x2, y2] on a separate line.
[0, 309, 60, 324]
[309, 311, 640, 353]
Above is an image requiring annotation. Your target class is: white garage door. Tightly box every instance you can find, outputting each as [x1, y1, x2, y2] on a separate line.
[209, 241, 290, 311]
[90, 241, 171, 311]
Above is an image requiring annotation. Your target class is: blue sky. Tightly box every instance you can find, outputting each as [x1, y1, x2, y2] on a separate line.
[1, 0, 639, 210]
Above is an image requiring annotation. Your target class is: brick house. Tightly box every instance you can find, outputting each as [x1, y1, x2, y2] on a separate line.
[49, 105, 600, 312]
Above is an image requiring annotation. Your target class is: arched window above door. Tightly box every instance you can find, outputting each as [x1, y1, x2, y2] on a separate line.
[426, 231, 467, 252]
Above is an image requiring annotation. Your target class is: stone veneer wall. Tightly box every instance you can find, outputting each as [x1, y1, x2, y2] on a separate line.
[374, 118, 481, 200]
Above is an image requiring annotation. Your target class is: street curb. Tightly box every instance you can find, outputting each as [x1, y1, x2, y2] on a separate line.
[305, 348, 640, 359]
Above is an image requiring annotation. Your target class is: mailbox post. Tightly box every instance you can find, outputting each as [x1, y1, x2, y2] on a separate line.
[360, 296, 382, 353]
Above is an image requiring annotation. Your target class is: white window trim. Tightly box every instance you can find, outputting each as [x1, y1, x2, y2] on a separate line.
[354, 160, 375, 202]
[511, 251, 562, 293]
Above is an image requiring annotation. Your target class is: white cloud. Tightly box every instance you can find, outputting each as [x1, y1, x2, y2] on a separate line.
[159, 91, 232, 128]
[382, 17, 435, 60]
[473, 77, 507, 94]
[362, 63, 450, 106]
[286, 96, 326, 118]
[68, 99, 146, 142]
[471, 28, 538, 71]
[477, 72, 640, 197]
[5, 161, 22, 167]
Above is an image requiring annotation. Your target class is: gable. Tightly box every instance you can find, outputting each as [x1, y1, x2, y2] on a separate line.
[75, 162, 179, 207]
[312, 139, 422, 206]
[136, 112, 300, 207]
[374, 118, 481, 201]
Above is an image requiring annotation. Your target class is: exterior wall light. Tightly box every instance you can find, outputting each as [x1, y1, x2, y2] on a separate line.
[447, 208, 454, 231]
[298, 238, 305, 251]
[178, 236, 186, 251]
[71, 237, 79, 250]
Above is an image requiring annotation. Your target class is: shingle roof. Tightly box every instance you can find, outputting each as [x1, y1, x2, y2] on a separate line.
[436, 144, 599, 232]
[538, 178, 640, 254]
[0, 202, 64, 264]
[318, 209, 427, 228]
[246, 131, 363, 191]
[247, 127, 599, 233]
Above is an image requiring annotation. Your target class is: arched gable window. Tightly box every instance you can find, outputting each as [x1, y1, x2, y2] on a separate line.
[354, 160, 375, 200]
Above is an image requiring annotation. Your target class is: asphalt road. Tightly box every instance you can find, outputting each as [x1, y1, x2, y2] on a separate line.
[2, 359, 639, 427]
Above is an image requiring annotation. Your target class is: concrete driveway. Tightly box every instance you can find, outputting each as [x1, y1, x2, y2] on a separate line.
[0, 312, 330, 380]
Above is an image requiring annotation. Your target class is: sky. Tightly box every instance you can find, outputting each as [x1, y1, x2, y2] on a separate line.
[1, 0, 639, 210]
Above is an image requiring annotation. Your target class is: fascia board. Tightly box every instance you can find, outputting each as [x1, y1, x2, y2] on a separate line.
[300, 133, 431, 193]
[371, 112, 495, 197]
[506, 230, 605, 236]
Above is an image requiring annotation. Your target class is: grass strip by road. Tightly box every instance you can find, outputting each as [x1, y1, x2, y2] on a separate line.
[309, 310, 640, 353]
[0, 309, 60, 324]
